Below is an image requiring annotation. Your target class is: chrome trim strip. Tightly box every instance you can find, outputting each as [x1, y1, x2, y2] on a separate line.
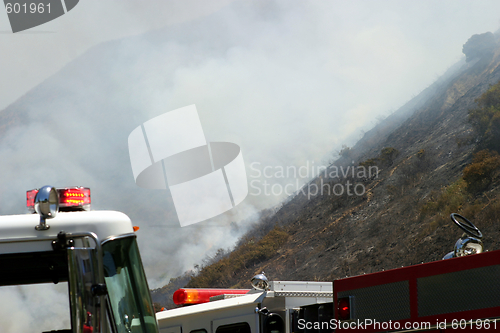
[101, 233, 136, 245]
[0, 236, 58, 244]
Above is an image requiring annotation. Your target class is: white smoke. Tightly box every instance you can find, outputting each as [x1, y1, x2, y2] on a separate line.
[0, 284, 70, 332]
[1, 1, 500, 331]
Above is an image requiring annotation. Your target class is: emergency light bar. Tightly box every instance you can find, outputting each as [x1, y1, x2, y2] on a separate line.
[173, 288, 250, 305]
[27, 187, 91, 213]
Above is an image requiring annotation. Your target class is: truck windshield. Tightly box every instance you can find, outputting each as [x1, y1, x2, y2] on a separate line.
[102, 236, 158, 333]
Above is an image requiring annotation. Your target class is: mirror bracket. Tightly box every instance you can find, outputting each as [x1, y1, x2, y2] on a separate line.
[52, 231, 75, 251]
[35, 216, 51, 231]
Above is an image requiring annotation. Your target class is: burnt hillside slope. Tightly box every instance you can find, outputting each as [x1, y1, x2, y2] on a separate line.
[152, 32, 500, 307]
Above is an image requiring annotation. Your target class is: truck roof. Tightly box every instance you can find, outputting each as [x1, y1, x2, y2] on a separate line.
[157, 292, 266, 320]
[0, 210, 134, 254]
[157, 281, 333, 323]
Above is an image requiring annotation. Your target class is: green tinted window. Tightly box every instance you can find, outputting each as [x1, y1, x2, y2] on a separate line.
[102, 237, 157, 333]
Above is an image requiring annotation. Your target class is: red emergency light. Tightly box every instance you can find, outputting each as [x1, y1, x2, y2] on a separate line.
[173, 288, 250, 305]
[337, 296, 353, 321]
[27, 187, 91, 213]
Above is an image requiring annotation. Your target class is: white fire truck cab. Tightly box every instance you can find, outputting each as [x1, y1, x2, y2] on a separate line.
[156, 276, 334, 333]
[0, 186, 158, 333]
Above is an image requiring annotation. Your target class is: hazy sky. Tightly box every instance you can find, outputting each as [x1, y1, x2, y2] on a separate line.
[1, 1, 500, 331]
[0, 0, 236, 110]
[0, 0, 499, 113]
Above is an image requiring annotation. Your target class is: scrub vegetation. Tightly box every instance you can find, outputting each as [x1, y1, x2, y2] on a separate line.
[186, 226, 289, 288]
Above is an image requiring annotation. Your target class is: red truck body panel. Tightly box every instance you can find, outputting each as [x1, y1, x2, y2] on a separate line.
[334, 249, 500, 332]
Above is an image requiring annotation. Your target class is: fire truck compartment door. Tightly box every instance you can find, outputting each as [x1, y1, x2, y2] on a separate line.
[212, 313, 258, 333]
[160, 325, 182, 333]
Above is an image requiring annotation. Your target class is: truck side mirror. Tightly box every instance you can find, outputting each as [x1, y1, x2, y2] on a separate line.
[443, 214, 484, 259]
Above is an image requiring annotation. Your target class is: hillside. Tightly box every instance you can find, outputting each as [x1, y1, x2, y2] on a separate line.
[152, 31, 500, 308]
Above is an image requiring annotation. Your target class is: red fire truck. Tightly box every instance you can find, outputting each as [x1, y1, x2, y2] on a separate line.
[332, 214, 497, 332]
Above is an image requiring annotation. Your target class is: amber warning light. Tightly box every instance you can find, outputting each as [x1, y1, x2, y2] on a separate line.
[27, 187, 91, 213]
[173, 288, 250, 305]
